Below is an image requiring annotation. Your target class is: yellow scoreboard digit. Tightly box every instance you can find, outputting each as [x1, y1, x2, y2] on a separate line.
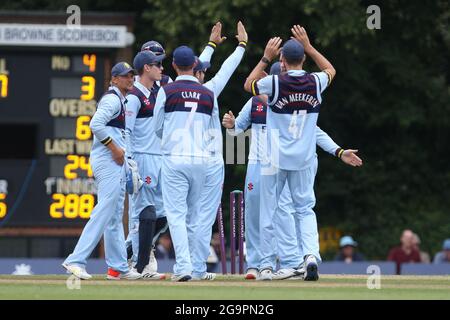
[0, 193, 7, 218]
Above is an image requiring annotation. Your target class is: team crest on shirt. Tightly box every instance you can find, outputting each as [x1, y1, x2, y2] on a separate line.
[143, 98, 151, 106]
[256, 103, 264, 112]
[248, 183, 254, 191]
[145, 176, 152, 185]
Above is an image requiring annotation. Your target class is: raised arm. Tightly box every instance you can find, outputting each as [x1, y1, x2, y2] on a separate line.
[199, 21, 227, 63]
[244, 37, 282, 94]
[207, 21, 248, 97]
[291, 25, 336, 85]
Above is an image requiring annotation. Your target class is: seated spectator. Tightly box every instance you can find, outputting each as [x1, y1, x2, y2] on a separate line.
[433, 239, 450, 264]
[412, 233, 430, 263]
[155, 233, 176, 260]
[334, 236, 365, 263]
[387, 229, 421, 274]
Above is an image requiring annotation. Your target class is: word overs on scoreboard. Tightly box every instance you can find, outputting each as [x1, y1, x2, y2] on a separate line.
[44, 53, 101, 220]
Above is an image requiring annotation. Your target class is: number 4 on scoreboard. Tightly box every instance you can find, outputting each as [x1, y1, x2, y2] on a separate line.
[83, 54, 96, 72]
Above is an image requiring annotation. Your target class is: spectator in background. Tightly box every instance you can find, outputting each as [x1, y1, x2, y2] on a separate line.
[155, 233, 176, 260]
[433, 239, 450, 264]
[412, 233, 430, 263]
[387, 229, 421, 274]
[334, 236, 365, 263]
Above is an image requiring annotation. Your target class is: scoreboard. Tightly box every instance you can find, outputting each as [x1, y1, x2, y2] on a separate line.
[0, 50, 111, 226]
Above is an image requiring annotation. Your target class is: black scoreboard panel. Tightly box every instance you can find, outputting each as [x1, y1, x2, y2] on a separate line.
[0, 51, 109, 226]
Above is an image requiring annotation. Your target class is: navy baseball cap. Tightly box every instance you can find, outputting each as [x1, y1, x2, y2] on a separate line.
[269, 62, 281, 75]
[111, 62, 136, 76]
[173, 46, 196, 67]
[282, 39, 305, 60]
[141, 40, 166, 55]
[193, 57, 211, 72]
[133, 51, 165, 70]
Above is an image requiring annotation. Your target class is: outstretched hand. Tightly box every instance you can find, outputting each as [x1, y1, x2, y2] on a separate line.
[263, 37, 282, 62]
[291, 25, 311, 50]
[210, 21, 227, 44]
[341, 149, 363, 167]
[235, 21, 248, 43]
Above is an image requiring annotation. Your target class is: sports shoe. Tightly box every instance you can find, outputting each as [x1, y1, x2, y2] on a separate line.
[62, 263, 92, 280]
[191, 273, 216, 281]
[171, 273, 192, 282]
[106, 268, 142, 280]
[148, 248, 158, 273]
[288, 266, 305, 280]
[140, 265, 166, 280]
[303, 255, 319, 281]
[257, 268, 273, 281]
[244, 268, 258, 280]
[272, 268, 297, 280]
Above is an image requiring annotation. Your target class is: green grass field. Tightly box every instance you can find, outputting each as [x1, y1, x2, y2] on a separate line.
[0, 275, 449, 300]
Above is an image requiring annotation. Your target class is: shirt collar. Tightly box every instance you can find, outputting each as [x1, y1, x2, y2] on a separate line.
[175, 75, 200, 83]
[109, 85, 127, 104]
[287, 69, 307, 76]
[134, 81, 151, 97]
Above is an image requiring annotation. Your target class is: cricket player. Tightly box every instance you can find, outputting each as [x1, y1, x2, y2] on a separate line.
[243, 25, 336, 281]
[124, 50, 167, 280]
[224, 62, 361, 280]
[190, 21, 248, 281]
[125, 25, 226, 275]
[153, 45, 219, 281]
[63, 62, 142, 280]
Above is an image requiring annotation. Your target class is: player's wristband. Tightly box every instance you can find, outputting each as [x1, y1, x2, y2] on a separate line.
[261, 57, 270, 64]
[238, 41, 247, 48]
[207, 41, 217, 49]
[101, 136, 113, 146]
[336, 148, 344, 159]
[250, 79, 259, 96]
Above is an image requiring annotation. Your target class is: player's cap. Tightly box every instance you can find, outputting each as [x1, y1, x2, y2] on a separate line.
[269, 62, 281, 75]
[173, 46, 196, 67]
[133, 51, 165, 70]
[141, 40, 166, 56]
[443, 239, 450, 250]
[282, 39, 304, 60]
[193, 57, 211, 72]
[111, 62, 137, 76]
[340, 236, 358, 248]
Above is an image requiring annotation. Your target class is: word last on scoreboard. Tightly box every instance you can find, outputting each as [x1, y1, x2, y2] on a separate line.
[0, 51, 109, 226]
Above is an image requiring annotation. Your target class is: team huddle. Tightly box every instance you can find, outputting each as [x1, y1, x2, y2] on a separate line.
[62, 22, 363, 282]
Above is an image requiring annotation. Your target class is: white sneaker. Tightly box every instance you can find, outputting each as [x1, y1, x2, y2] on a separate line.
[107, 268, 142, 280]
[62, 263, 92, 280]
[191, 273, 216, 281]
[288, 266, 305, 280]
[148, 248, 158, 273]
[140, 265, 166, 280]
[257, 268, 273, 281]
[272, 268, 297, 280]
[171, 273, 192, 282]
[121, 269, 143, 280]
[244, 268, 258, 280]
[303, 255, 319, 281]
